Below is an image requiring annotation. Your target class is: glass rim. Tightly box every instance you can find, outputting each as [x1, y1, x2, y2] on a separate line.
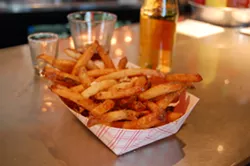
[28, 32, 59, 43]
[67, 11, 117, 24]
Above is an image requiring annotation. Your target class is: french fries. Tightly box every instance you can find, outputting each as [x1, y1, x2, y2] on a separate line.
[90, 100, 115, 117]
[64, 48, 99, 70]
[95, 68, 165, 82]
[134, 76, 148, 87]
[82, 80, 117, 99]
[86, 60, 99, 70]
[147, 101, 163, 114]
[37, 54, 75, 73]
[71, 41, 98, 75]
[139, 82, 184, 100]
[118, 57, 128, 69]
[96, 43, 115, 69]
[78, 67, 92, 88]
[130, 101, 146, 112]
[87, 69, 116, 77]
[70, 84, 85, 93]
[121, 112, 166, 129]
[43, 66, 80, 87]
[39, 41, 202, 129]
[167, 112, 184, 122]
[64, 48, 81, 59]
[156, 89, 185, 109]
[165, 73, 203, 82]
[95, 85, 146, 100]
[87, 110, 144, 127]
[109, 82, 134, 91]
[50, 85, 97, 111]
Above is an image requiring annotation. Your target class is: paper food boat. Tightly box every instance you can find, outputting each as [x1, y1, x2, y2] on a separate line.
[64, 61, 199, 155]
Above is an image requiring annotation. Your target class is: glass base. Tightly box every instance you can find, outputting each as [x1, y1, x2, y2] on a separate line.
[34, 67, 44, 77]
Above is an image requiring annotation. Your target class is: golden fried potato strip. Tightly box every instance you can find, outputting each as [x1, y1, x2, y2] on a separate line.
[50, 85, 97, 111]
[108, 77, 139, 91]
[95, 68, 165, 82]
[115, 96, 137, 109]
[37, 54, 75, 73]
[87, 110, 144, 127]
[78, 67, 92, 88]
[90, 100, 115, 117]
[64, 48, 81, 59]
[71, 41, 98, 75]
[139, 82, 184, 100]
[165, 73, 203, 82]
[167, 112, 184, 122]
[95, 85, 145, 100]
[43, 66, 80, 87]
[95, 76, 148, 100]
[82, 80, 117, 99]
[96, 43, 115, 69]
[118, 57, 128, 69]
[70, 84, 85, 93]
[130, 101, 147, 112]
[87, 69, 116, 77]
[109, 82, 133, 91]
[147, 101, 163, 113]
[134, 76, 148, 87]
[118, 102, 165, 129]
[156, 89, 185, 109]
[86, 60, 99, 70]
[122, 112, 165, 129]
[64, 48, 99, 70]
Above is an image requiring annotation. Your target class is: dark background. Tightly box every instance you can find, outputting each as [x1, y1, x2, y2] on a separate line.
[0, 0, 191, 48]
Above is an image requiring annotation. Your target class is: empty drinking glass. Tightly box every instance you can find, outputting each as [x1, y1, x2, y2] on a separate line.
[28, 32, 59, 76]
[67, 11, 117, 54]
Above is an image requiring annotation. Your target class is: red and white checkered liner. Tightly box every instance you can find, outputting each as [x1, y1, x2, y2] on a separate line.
[65, 61, 199, 155]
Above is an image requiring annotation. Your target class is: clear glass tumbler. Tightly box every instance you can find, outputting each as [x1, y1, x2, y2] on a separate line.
[67, 11, 117, 54]
[28, 32, 59, 76]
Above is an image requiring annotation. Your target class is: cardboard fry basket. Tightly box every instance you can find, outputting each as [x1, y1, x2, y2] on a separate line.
[65, 61, 199, 155]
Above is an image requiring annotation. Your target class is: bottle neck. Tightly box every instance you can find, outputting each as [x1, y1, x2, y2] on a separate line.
[141, 0, 178, 18]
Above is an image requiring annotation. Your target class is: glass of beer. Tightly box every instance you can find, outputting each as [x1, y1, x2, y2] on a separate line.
[140, 0, 178, 73]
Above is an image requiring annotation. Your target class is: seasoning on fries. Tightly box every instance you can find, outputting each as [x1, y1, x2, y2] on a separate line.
[38, 41, 202, 129]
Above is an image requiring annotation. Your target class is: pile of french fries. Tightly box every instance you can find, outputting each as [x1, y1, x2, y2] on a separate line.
[38, 41, 202, 129]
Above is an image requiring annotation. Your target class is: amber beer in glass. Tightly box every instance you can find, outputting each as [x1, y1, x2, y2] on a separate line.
[140, 0, 178, 73]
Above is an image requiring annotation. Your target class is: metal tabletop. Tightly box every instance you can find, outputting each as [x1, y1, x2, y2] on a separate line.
[0, 24, 250, 166]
